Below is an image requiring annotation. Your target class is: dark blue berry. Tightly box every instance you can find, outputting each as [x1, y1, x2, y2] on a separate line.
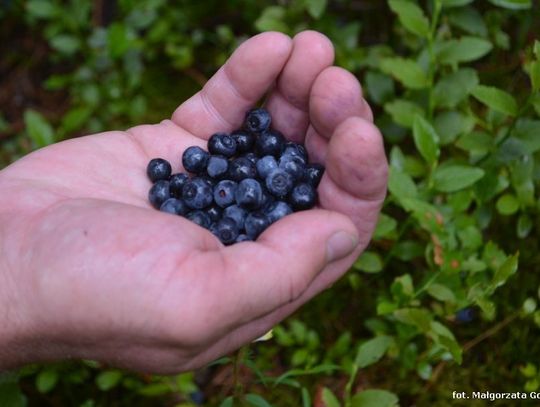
[245, 212, 271, 239]
[242, 152, 258, 165]
[283, 142, 308, 163]
[244, 108, 271, 133]
[169, 173, 189, 198]
[223, 205, 247, 230]
[231, 130, 255, 153]
[148, 180, 170, 208]
[289, 183, 317, 211]
[213, 180, 238, 208]
[235, 234, 253, 242]
[186, 210, 212, 229]
[182, 146, 209, 173]
[206, 155, 229, 179]
[256, 155, 278, 179]
[147, 158, 172, 182]
[303, 163, 325, 187]
[190, 390, 205, 405]
[160, 198, 188, 215]
[228, 157, 257, 181]
[279, 155, 305, 182]
[266, 168, 294, 198]
[455, 307, 475, 323]
[235, 178, 263, 210]
[182, 178, 213, 209]
[264, 201, 293, 224]
[208, 133, 237, 157]
[255, 130, 285, 157]
[213, 217, 239, 245]
[205, 205, 223, 223]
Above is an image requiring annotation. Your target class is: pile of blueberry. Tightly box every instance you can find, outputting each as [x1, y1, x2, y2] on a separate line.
[146, 108, 324, 245]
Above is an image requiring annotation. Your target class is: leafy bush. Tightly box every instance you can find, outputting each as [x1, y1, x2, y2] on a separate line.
[1, 0, 539, 405]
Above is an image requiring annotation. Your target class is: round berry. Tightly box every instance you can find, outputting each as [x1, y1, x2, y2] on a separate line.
[266, 168, 294, 198]
[264, 201, 293, 224]
[223, 205, 247, 230]
[244, 108, 271, 133]
[147, 158, 172, 182]
[303, 163, 325, 187]
[148, 180, 170, 209]
[279, 154, 305, 182]
[455, 307, 475, 323]
[208, 133, 237, 157]
[245, 212, 271, 239]
[255, 130, 285, 157]
[206, 155, 229, 179]
[289, 183, 317, 211]
[186, 210, 212, 229]
[256, 155, 278, 179]
[242, 152, 258, 165]
[205, 205, 223, 223]
[160, 198, 188, 216]
[213, 217, 239, 245]
[283, 142, 308, 164]
[235, 178, 263, 210]
[235, 234, 253, 242]
[214, 180, 238, 208]
[182, 146, 209, 173]
[231, 129, 256, 153]
[169, 173, 189, 198]
[228, 157, 257, 181]
[182, 177, 213, 209]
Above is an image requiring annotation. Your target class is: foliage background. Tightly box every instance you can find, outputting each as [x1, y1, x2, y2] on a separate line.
[1, 0, 540, 406]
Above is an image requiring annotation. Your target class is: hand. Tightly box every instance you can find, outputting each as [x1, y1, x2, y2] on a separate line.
[0, 31, 387, 373]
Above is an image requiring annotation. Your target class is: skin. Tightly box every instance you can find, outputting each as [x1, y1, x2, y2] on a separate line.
[0, 31, 387, 374]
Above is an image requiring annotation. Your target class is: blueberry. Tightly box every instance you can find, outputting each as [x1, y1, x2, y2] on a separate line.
[303, 163, 325, 187]
[206, 155, 229, 179]
[242, 152, 258, 165]
[235, 234, 253, 242]
[147, 158, 172, 182]
[182, 146, 209, 173]
[214, 180, 238, 208]
[186, 210, 212, 229]
[197, 174, 217, 188]
[264, 201, 293, 224]
[182, 177, 213, 209]
[160, 198, 188, 215]
[255, 130, 285, 157]
[208, 133, 237, 157]
[256, 155, 278, 179]
[455, 307, 475, 323]
[245, 212, 271, 239]
[148, 180, 170, 208]
[223, 205, 247, 230]
[279, 155, 305, 181]
[228, 157, 257, 181]
[212, 217, 239, 245]
[235, 178, 263, 210]
[283, 142, 308, 164]
[244, 107, 271, 133]
[260, 185, 275, 208]
[231, 129, 255, 153]
[205, 205, 223, 223]
[289, 183, 317, 211]
[169, 173, 189, 198]
[266, 168, 294, 198]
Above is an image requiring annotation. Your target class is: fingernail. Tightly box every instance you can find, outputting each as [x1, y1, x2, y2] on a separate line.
[326, 231, 358, 263]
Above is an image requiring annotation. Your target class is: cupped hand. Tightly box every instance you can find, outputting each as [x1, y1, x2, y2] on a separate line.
[0, 31, 387, 373]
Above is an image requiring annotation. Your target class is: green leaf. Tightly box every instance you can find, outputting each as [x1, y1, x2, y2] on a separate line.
[255, 6, 288, 32]
[427, 284, 456, 302]
[322, 387, 341, 407]
[50, 35, 80, 54]
[394, 308, 432, 332]
[137, 383, 171, 396]
[517, 214, 533, 238]
[384, 99, 424, 128]
[355, 252, 383, 273]
[388, 167, 418, 199]
[448, 7, 487, 37]
[429, 321, 463, 363]
[36, 370, 58, 394]
[496, 194, 520, 215]
[471, 85, 518, 117]
[529, 61, 540, 91]
[487, 0, 532, 9]
[491, 253, 519, 290]
[302, 387, 311, 407]
[0, 381, 27, 407]
[96, 371, 122, 391]
[523, 298, 537, 314]
[388, 0, 429, 37]
[441, 0, 474, 6]
[437, 37, 492, 65]
[433, 68, 479, 108]
[432, 165, 485, 192]
[24, 109, 54, 148]
[355, 336, 393, 368]
[245, 393, 273, 407]
[219, 397, 234, 407]
[26, 1, 58, 18]
[380, 58, 428, 89]
[351, 389, 399, 407]
[365, 71, 395, 104]
[373, 214, 397, 239]
[434, 111, 475, 145]
[305, 0, 327, 19]
[413, 116, 440, 166]
[534, 40, 540, 58]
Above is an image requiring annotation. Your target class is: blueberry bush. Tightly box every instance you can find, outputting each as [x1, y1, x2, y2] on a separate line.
[1, 0, 539, 405]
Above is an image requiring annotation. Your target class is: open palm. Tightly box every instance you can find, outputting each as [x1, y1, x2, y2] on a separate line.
[0, 32, 387, 373]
